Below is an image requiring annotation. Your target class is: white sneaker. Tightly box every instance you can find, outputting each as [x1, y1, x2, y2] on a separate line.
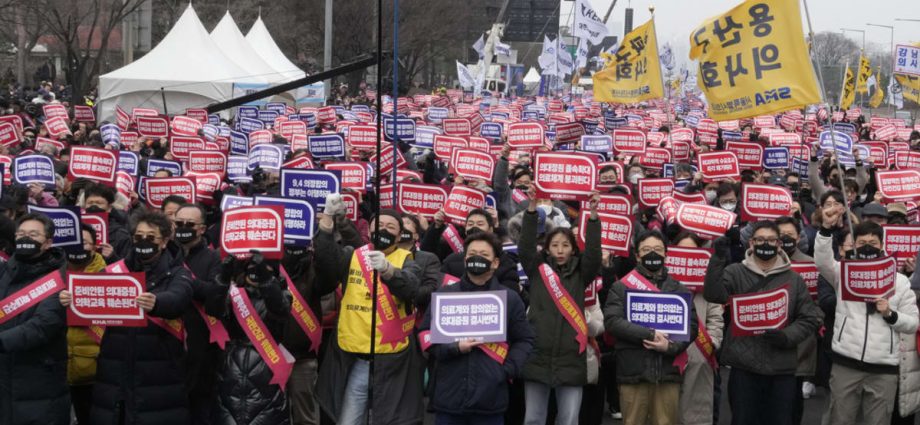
[802, 381, 816, 399]
[609, 409, 623, 419]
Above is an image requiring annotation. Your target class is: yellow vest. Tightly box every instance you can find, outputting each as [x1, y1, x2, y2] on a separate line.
[337, 248, 414, 354]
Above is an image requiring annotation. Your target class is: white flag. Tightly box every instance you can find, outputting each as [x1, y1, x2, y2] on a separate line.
[576, 38, 589, 68]
[557, 37, 574, 76]
[866, 74, 876, 92]
[456, 61, 476, 90]
[573, 0, 609, 45]
[494, 41, 511, 57]
[660, 42, 674, 72]
[472, 35, 485, 60]
[888, 77, 904, 109]
[539, 36, 558, 76]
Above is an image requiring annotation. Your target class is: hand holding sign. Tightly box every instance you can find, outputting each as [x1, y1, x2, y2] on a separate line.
[642, 331, 671, 353]
[136, 292, 156, 312]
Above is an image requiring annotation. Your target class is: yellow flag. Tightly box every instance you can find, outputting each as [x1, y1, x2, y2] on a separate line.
[896, 74, 920, 104]
[869, 83, 884, 108]
[687, 0, 821, 120]
[593, 19, 664, 103]
[857, 56, 871, 94]
[671, 78, 682, 91]
[840, 66, 856, 109]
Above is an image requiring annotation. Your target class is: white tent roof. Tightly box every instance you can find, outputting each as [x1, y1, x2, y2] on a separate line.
[210, 12, 280, 84]
[245, 16, 305, 82]
[97, 4, 251, 120]
[523, 67, 542, 84]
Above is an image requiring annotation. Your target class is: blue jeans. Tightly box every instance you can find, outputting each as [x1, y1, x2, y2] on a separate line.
[523, 381, 583, 425]
[338, 359, 370, 425]
[435, 413, 504, 425]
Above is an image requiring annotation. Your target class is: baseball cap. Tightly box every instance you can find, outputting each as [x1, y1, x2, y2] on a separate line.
[887, 203, 908, 217]
[861, 203, 888, 218]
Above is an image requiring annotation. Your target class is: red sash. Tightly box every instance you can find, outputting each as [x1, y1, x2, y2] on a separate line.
[354, 245, 414, 349]
[84, 325, 105, 344]
[442, 224, 464, 253]
[280, 265, 322, 354]
[441, 273, 460, 287]
[417, 330, 509, 364]
[0, 270, 65, 326]
[538, 264, 588, 354]
[512, 189, 528, 203]
[148, 316, 186, 342]
[619, 270, 718, 372]
[193, 302, 230, 349]
[229, 284, 294, 389]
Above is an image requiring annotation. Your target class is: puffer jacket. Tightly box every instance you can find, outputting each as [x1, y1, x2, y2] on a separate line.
[66, 252, 107, 386]
[605, 266, 699, 384]
[0, 249, 70, 425]
[813, 233, 919, 369]
[585, 300, 604, 384]
[897, 306, 920, 418]
[519, 209, 602, 387]
[90, 242, 194, 425]
[703, 248, 823, 375]
[206, 275, 292, 425]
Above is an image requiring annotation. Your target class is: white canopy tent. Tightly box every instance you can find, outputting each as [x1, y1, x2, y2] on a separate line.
[210, 12, 279, 85]
[97, 4, 251, 121]
[245, 16, 305, 83]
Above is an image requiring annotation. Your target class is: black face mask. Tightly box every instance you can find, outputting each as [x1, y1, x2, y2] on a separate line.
[641, 251, 665, 272]
[399, 230, 414, 243]
[854, 245, 882, 260]
[788, 183, 800, 193]
[372, 230, 396, 250]
[174, 228, 196, 244]
[780, 235, 797, 256]
[515, 185, 530, 191]
[67, 249, 92, 265]
[85, 205, 105, 214]
[14, 237, 42, 259]
[465, 255, 491, 276]
[133, 239, 160, 262]
[754, 243, 778, 261]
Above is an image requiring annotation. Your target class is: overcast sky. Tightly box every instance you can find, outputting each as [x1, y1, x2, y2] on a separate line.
[560, 0, 920, 67]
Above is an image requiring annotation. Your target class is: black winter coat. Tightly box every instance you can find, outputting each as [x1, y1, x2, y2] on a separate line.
[206, 276, 292, 425]
[181, 240, 222, 407]
[441, 251, 526, 305]
[0, 249, 70, 425]
[91, 242, 194, 425]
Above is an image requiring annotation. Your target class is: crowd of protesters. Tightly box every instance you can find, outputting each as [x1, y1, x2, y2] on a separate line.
[1, 79, 920, 425]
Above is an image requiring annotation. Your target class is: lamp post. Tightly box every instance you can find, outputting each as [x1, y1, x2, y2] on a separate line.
[841, 28, 866, 106]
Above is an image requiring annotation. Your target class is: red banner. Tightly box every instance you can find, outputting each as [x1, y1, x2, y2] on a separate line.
[443, 118, 472, 136]
[0, 270, 64, 326]
[840, 257, 897, 302]
[697, 151, 740, 182]
[279, 121, 307, 140]
[346, 124, 377, 150]
[221, 206, 285, 259]
[790, 262, 819, 300]
[730, 285, 789, 336]
[44, 116, 71, 137]
[67, 272, 147, 327]
[144, 177, 195, 209]
[442, 186, 486, 225]
[280, 265, 323, 354]
[639, 147, 672, 170]
[554, 122, 585, 144]
[171, 116, 203, 136]
[433, 134, 468, 160]
[324, 162, 367, 192]
[664, 247, 713, 291]
[637, 178, 675, 208]
[168, 136, 205, 160]
[895, 151, 920, 170]
[43, 104, 68, 121]
[726, 141, 763, 170]
[81, 212, 109, 246]
[577, 212, 632, 257]
[68, 146, 118, 186]
[876, 170, 920, 202]
[74, 105, 95, 122]
[768, 133, 801, 146]
[533, 152, 597, 201]
[229, 284, 294, 388]
[452, 148, 495, 181]
[136, 116, 169, 138]
[396, 183, 447, 218]
[507, 122, 544, 148]
[186, 172, 221, 204]
[883, 225, 920, 269]
[581, 193, 632, 216]
[741, 183, 792, 221]
[612, 129, 647, 154]
[675, 203, 735, 239]
[187, 150, 227, 175]
[0, 122, 20, 147]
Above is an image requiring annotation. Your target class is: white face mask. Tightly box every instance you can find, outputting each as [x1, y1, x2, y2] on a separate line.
[629, 173, 642, 184]
[538, 204, 553, 215]
[705, 190, 718, 203]
[720, 201, 737, 211]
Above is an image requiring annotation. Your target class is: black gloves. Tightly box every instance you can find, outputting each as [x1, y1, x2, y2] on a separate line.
[218, 255, 237, 285]
[245, 251, 273, 285]
[713, 236, 731, 259]
[762, 329, 789, 348]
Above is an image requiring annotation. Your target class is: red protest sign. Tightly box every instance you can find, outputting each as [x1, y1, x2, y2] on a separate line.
[185, 108, 208, 123]
[346, 124, 377, 150]
[67, 272, 147, 327]
[790, 262, 819, 300]
[637, 178, 675, 208]
[220, 206, 285, 259]
[672, 190, 707, 205]
[876, 170, 920, 202]
[533, 152, 597, 201]
[74, 105, 95, 122]
[895, 151, 920, 170]
[639, 147, 671, 170]
[341, 192, 360, 221]
[554, 122, 585, 144]
[672, 141, 692, 161]
[369, 144, 406, 176]
[171, 115, 202, 136]
[883, 225, 920, 269]
[577, 211, 632, 257]
[768, 133, 801, 146]
[187, 150, 227, 175]
[68, 146, 118, 186]
[442, 185, 486, 225]
[507, 122, 544, 148]
[0, 122, 20, 147]
[671, 128, 694, 143]
[443, 118, 472, 136]
[452, 148, 495, 181]
[726, 141, 764, 170]
[840, 257, 897, 302]
[144, 177, 196, 209]
[467, 136, 491, 153]
[279, 120, 307, 140]
[754, 115, 776, 128]
[325, 162, 368, 192]
[81, 212, 109, 246]
[730, 285, 790, 336]
[169, 136, 205, 160]
[186, 172, 221, 204]
[396, 183, 448, 218]
[664, 246, 713, 291]
[675, 203, 735, 239]
[433, 134, 468, 160]
[612, 129, 647, 154]
[697, 151, 740, 182]
[741, 183, 792, 221]
[43, 104, 68, 121]
[581, 193, 632, 216]
[135, 116, 169, 138]
[44, 116, 71, 137]
[35, 136, 66, 154]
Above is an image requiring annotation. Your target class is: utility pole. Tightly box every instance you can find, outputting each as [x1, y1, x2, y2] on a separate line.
[324, 0, 333, 99]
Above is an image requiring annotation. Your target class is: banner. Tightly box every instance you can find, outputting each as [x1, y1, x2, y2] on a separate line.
[577, 211, 632, 257]
[117, 151, 139, 176]
[790, 262, 819, 300]
[664, 246, 712, 291]
[0, 270, 64, 326]
[0, 122, 20, 147]
[730, 285, 789, 336]
[637, 178, 675, 208]
[857, 56, 872, 94]
[443, 186, 486, 225]
[171, 116, 203, 137]
[74, 105, 95, 122]
[144, 177, 195, 209]
[452, 148, 495, 181]
[726, 141, 764, 170]
[147, 159, 182, 177]
[688, 0, 821, 120]
[44, 117, 71, 137]
[840, 257, 897, 302]
[433, 135, 468, 161]
[220, 206, 285, 259]
[67, 272, 147, 327]
[68, 146, 118, 186]
[136, 116, 169, 138]
[697, 151, 740, 181]
[347, 124, 377, 150]
[228, 284, 294, 388]
[612, 129, 647, 154]
[324, 162, 367, 193]
[741, 183, 792, 221]
[188, 151, 228, 175]
[675, 203, 735, 239]
[876, 170, 920, 202]
[81, 212, 108, 246]
[533, 152, 597, 201]
[254, 196, 315, 247]
[840, 66, 856, 110]
[168, 136, 205, 160]
[594, 19, 664, 103]
[248, 144, 284, 171]
[308, 134, 346, 158]
[573, 0, 610, 44]
[507, 122, 545, 148]
[27, 206, 82, 250]
[429, 290, 507, 343]
[894, 44, 920, 76]
[280, 169, 341, 208]
[883, 225, 920, 269]
[762, 146, 789, 169]
[13, 154, 56, 186]
[626, 291, 692, 341]
[584, 193, 632, 216]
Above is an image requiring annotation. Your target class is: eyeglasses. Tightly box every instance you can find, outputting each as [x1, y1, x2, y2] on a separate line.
[752, 237, 779, 245]
[638, 246, 666, 256]
[855, 240, 881, 248]
[15, 230, 45, 239]
[174, 221, 200, 229]
[133, 234, 160, 244]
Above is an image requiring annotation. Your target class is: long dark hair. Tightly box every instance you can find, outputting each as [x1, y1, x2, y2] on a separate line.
[542, 227, 580, 258]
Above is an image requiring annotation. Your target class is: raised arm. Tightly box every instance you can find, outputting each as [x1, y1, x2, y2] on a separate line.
[703, 236, 731, 304]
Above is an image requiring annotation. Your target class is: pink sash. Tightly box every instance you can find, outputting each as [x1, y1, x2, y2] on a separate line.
[0, 270, 64, 325]
[354, 245, 414, 349]
[193, 302, 230, 349]
[280, 265, 322, 354]
[229, 284, 294, 389]
[442, 224, 464, 253]
[417, 330, 509, 364]
[538, 264, 588, 354]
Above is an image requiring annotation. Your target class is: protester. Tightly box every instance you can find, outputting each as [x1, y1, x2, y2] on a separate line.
[82, 183, 132, 260]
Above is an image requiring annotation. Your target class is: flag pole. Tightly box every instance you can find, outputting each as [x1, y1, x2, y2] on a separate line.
[651, 9, 675, 156]
[368, 0, 383, 421]
[802, 0, 856, 237]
